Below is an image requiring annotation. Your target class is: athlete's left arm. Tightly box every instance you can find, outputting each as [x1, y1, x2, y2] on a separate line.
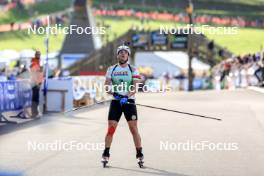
[128, 67, 141, 98]
[127, 79, 140, 98]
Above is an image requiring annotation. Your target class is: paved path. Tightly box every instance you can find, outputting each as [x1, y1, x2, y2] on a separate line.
[1, 89, 264, 176]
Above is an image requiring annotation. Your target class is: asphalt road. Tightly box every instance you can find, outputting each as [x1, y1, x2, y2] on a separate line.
[1, 89, 264, 176]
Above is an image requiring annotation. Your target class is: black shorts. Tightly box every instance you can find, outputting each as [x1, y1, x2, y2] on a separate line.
[108, 99, 138, 122]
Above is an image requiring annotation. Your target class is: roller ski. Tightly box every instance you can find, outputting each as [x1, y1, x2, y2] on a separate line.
[101, 156, 109, 168]
[101, 150, 110, 168]
[136, 150, 144, 168]
[137, 157, 144, 168]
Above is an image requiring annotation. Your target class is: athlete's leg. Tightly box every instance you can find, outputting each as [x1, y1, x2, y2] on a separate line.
[105, 120, 118, 148]
[123, 100, 143, 158]
[127, 120, 141, 148]
[103, 100, 122, 157]
[128, 120, 144, 158]
[102, 120, 118, 157]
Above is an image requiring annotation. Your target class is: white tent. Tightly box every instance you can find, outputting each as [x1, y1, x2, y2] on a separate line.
[0, 49, 20, 61]
[41, 52, 59, 69]
[20, 49, 35, 59]
[135, 51, 210, 78]
[154, 51, 210, 70]
[41, 52, 59, 61]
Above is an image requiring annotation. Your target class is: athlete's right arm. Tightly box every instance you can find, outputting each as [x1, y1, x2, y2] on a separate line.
[105, 66, 113, 95]
[104, 78, 113, 95]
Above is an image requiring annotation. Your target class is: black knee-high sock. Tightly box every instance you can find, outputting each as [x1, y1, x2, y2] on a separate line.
[136, 147, 142, 154]
[103, 147, 110, 155]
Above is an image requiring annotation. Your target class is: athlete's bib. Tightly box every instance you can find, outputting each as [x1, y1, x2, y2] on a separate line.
[105, 64, 140, 99]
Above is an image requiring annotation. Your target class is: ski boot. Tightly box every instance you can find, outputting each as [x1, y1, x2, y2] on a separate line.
[101, 152, 110, 168]
[136, 152, 144, 168]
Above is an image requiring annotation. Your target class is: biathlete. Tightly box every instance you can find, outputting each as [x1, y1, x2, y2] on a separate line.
[101, 44, 144, 168]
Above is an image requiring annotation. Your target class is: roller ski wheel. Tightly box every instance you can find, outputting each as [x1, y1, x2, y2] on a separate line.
[101, 157, 109, 168]
[137, 157, 144, 168]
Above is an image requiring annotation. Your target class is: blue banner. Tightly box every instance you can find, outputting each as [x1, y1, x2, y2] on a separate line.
[132, 33, 149, 48]
[151, 31, 168, 45]
[0, 80, 32, 112]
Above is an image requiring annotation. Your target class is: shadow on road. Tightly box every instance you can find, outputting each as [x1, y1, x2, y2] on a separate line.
[110, 166, 190, 176]
[0, 117, 45, 136]
[0, 102, 109, 136]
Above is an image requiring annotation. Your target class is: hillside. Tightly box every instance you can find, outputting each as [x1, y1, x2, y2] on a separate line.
[0, 16, 263, 55]
[0, 0, 263, 25]
[93, 0, 264, 20]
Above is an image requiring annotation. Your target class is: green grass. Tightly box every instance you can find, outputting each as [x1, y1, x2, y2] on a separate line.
[0, 9, 29, 25]
[206, 27, 264, 55]
[0, 0, 72, 25]
[98, 16, 179, 42]
[0, 29, 65, 53]
[0, 16, 264, 55]
[99, 17, 264, 55]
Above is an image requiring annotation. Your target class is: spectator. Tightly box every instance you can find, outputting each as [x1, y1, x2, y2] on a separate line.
[10, 22, 15, 31]
[16, 0, 25, 10]
[8, 72, 16, 80]
[31, 50, 41, 67]
[17, 65, 32, 118]
[0, 68, 7, 81]
[18, 65, 30, 80]
[220, 61, 231, 82]
[254, 57, 264, 86]
[48, 68, 61, 78]
[213, 51, 264, 89]
[174, 72, 186, 90]
[30, 50, 43, 118]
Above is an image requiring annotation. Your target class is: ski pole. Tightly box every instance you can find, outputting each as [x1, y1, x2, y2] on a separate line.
[127, 102, 222, 121]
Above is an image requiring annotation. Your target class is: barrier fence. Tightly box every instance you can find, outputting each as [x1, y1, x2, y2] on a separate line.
[0, 80, 32, 123]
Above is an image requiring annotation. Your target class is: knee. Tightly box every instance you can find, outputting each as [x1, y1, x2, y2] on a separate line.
[106, 126, 116, 137]
[129, 125, 138, 135]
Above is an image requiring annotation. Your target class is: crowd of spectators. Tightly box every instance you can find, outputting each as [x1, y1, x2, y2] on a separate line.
[0, 0, 35, 12]
[94, 9, 264, 28]
[0, 5, 263, 33]
[0, 51, 43, 118]
[0, 50, 63, 119]
[213, 51, 264, 89]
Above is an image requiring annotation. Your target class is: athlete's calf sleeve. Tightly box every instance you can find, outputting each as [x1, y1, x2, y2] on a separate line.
[106, 126, 116, 137]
